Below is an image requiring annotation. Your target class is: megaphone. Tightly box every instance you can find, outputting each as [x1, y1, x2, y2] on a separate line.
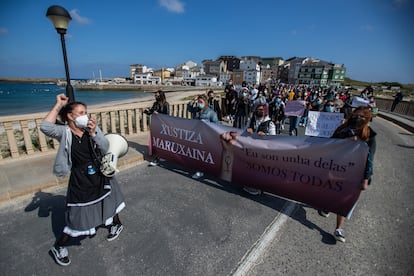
[100, 133, 129, 177]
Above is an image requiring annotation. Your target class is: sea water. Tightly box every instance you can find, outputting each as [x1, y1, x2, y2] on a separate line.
[0, 82, 152, 116]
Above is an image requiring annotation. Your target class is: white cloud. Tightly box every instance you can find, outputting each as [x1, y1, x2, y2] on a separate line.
[159, 0, 185, 13]
[360, 24, 374, 31]
[0, 27, 8, 35]
[70, 9, 92, 25]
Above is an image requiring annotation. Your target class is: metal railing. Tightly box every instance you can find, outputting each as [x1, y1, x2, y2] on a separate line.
[375, 98, 414, 117]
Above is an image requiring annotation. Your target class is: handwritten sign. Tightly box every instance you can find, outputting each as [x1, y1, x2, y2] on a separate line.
[351, 96, 370, 107]
[305, 111, 344, 138]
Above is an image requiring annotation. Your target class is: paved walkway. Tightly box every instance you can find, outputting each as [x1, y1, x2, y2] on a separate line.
[0, 110, 413, 205]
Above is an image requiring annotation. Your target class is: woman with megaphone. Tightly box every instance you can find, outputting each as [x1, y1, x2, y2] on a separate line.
[40, 94, 126, 266]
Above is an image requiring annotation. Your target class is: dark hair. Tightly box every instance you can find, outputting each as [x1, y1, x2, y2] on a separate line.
[156, 90, 167, 103]
[323, 100, 335, 109]
[198, 94, 208, 103]
[335, 106, 371, 141]
[59, 101, 87, 124]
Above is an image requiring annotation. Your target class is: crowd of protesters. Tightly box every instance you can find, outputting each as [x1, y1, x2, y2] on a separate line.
[219, 81, 376, 133]
[216, 82, 378, 244]
[142, 85, 377, 245]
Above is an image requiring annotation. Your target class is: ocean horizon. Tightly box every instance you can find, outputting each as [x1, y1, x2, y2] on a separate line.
[0, 82, 153, 116]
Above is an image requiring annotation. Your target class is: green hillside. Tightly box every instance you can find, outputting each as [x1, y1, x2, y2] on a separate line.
[343, 78, 414, 99]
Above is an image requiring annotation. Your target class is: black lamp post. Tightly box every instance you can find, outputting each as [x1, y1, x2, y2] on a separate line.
[46, 5, 75, 102]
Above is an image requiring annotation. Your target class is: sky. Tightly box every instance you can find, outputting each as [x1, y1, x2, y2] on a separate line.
[0, 0, 413, 84]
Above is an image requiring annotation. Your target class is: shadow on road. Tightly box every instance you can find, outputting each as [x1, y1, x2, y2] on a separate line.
[24, 191, 89, 246]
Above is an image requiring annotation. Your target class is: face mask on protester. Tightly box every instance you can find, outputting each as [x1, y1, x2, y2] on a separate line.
[255, 110, 264, 117]
[75, 114, 89, 129]
[275, 98, 281, 103]
[198, 103, 205, 109]
[242, 92, 247, 97]
[325, 106, 335, 112]
[349, 116, 365, 128]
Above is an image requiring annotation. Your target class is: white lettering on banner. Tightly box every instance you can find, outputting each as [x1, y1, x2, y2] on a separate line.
[152, 137, 215, 164]
[160, 124, 203, 144]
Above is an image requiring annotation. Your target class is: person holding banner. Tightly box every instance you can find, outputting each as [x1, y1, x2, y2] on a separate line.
[246, 104, 276, 136]
[146, 90, 170, 166]
[188, 94, 219, 179]
[144, 90, 170, 117]
[319, 106, 377, 243]
[40, 94, 126, 266]
[243, 104, 276, 195]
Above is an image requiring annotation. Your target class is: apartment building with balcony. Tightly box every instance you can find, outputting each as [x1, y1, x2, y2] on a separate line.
[298, 58, 346, 87]
[130, 64, 148, 79]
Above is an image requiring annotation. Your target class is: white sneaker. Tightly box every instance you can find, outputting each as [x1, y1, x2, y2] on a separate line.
[192, 172, 204, 179]
[318, 210, 330, 217]
[107, 224, 124, 241]
[50, 246, 71, 266]
[148, 161, 158, 167]
[334, 228, 346, 243]
[243, 186, 262, 195]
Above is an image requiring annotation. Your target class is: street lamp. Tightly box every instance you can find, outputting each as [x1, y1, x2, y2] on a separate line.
[46, 5, 75, 102]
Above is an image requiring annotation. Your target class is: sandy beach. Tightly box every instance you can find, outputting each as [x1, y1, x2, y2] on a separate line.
[87, 88, 209, 110]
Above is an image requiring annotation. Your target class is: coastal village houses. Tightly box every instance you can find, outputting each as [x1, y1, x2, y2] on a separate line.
[129, 55, 346, 87]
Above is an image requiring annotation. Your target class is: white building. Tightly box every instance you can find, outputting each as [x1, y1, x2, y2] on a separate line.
[134, 73, 161, 85]
[195, 75, 218, 87]
[184, 60, 197, 68]
[240, 60, 260, 85]
[130, 64, 149, 79]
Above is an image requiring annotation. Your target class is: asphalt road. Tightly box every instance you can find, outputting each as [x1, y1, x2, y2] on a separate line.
[0, 116, 413, 275]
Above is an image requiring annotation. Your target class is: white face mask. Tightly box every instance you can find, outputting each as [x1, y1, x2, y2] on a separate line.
[74, 114, 89, 128]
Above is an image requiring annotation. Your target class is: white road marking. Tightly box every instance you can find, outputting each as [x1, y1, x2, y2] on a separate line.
[231, 201, 297, 276]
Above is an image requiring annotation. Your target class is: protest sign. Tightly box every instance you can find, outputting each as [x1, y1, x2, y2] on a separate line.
[284, 100, 306, 117]
[351, 96, 370, 107]
[150, 114, 368, 216]
[305, 111, 344, 138]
